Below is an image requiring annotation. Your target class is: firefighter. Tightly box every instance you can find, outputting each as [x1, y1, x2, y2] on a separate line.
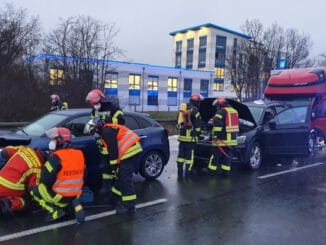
[50, 94, 63, 111]
[0, 146, 46, 217]
[208, 98, 239, 176]
[85, 89, 125, 193]
[176, 93, 202, 178]
[30, 127, 86, 223]
[85, 89, 125, 124]
[88, 119, 143, 214]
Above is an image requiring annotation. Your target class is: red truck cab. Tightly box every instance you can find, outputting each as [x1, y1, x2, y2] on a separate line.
[264, 67, 326, 144]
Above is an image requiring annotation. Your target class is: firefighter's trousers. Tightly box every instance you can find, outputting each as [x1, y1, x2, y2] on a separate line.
[111, 157, 136, 208]
[208, 146, 233, 173]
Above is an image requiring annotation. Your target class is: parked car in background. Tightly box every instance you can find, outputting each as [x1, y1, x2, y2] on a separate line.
[195, 98, 316, 170]
[0, 109, 170, 190]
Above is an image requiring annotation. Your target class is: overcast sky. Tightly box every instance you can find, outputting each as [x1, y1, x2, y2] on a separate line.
[6, 0, 326, 66]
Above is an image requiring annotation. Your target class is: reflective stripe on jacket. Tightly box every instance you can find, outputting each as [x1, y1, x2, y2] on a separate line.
[224, 107, 239, 133]
[103, 124, 142, 162]
[177, 104, 201, 142]
[212, 106, 239, 146]
[52, 149, 85, 197]
[0, 147, 43, 190]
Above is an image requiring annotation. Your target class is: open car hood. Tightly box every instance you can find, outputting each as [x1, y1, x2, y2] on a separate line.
[0, 132, 31, 147]
[199, 98, 257, 127]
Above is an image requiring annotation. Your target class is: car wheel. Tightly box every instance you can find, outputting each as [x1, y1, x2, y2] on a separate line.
[139, 151, 165, 180]
[307, 132, 316, 154]
[246, 141, 263, 170]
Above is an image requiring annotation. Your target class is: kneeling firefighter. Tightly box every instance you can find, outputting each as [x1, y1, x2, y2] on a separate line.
[30, 127, 86, 223]
[208, 98, 239, 175]
[0, 146, 46, 217]
[86, 118, 143, 214]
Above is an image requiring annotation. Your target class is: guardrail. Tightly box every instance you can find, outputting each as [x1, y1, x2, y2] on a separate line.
[0, 122, 28, 130]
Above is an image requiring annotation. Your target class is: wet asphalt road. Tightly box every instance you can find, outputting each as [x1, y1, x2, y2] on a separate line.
[0, 136, 325, 244]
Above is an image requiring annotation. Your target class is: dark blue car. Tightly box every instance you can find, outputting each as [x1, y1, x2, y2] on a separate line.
[0, 109, 170, 190]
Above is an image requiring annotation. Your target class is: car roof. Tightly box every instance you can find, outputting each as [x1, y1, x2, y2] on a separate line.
[50, 108, 161, 126]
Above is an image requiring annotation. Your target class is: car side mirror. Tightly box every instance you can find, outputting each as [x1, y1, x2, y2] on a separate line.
[268, 121, 276, 129]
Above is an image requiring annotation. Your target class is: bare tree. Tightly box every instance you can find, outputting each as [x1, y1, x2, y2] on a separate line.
[284, 28, 311, 68]
[0, 3, 45, 121]
[0, 3, 41, 72]
[42, 16, 123, 106]
[316, 53, 326, 66]
[227, 19, 313, 101]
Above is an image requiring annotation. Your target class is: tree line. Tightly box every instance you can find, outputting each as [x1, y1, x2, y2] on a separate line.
[0, 2, 325, 120]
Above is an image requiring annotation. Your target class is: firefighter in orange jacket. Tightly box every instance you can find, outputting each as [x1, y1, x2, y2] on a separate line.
[176, 93, 202, 178]
[30, 127, 86, 223]
[85, 89, 125, 193]
[89, 119, 143, 214]
[208, 98, 239, 176]
[0, 146, 46, 217]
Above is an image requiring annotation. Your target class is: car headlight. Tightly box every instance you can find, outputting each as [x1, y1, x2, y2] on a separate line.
[237, 135, 247, 144]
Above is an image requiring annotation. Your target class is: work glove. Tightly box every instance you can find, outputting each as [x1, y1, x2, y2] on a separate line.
[110, 164, 119, 179]
[190, 130, 198, 137]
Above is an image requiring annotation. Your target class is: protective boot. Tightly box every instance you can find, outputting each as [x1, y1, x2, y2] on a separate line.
[116, 202, 136, 215]
[72, 199, 85, 224]
[44, 208, 66, 222]
[177, 164, 183, 178]
[0, 199, 12, 218]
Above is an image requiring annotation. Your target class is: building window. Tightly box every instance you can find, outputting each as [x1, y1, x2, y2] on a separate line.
[104, 72, 118, 95]
[147, 76, 158, 106]
[176, 41, 182, 53]
[187, 39, 194, 51]
[183, 78, 192, 102]
[200, 79, 209, 97]
[213, 81, 224, 91]
[198, 50, 206, 68]
[216, 35, 226, 49]
[215, 51, 225, 67]
[49, 69, 64, 85]
[215, 35, 226, 67]
[175, 54, 181, 68]
[168, 77, 178, 106]
[129, 74, 141, 105]
[199, 36, 207, 49]
[186, 39, 194, 69]
[186, 52, 193, 69]
[215, 67, 225, 79]
[175, 41, 182, 68]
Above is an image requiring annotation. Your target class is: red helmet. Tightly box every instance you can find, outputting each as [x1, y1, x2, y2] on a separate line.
[190, 93, 203, 102]
[85, 89, 105, 105]
[50, 94, 60, 102]
[45, 127, 72, 142]
[213, 97, 226, 106]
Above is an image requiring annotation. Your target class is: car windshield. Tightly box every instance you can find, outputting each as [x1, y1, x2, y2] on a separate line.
[17, 114, 68, 136]
[247, 106, 264, 123]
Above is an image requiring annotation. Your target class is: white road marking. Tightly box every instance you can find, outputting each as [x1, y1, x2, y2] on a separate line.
[258, 162, 325, 179]
[0, 198, 168, 242]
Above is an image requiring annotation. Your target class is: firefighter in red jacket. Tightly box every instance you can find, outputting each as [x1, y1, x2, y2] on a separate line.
[208, 98, 239, 176]
[0, 146, 46, 217]
[176, 93, 202, 178]
[89, 119, 143, 214]
[30, 127, 86, 223]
